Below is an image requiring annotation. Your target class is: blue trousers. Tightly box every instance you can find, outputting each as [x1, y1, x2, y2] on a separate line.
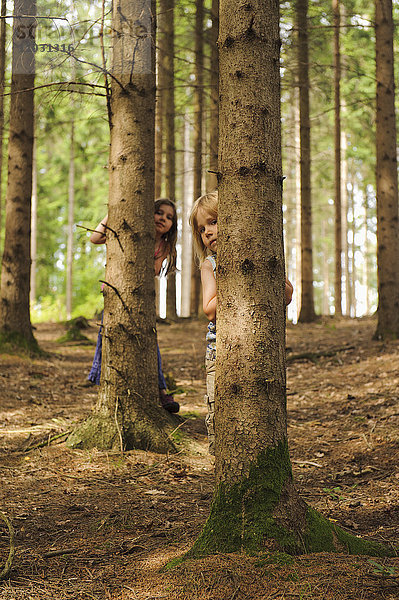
[88, 314, 167, 389]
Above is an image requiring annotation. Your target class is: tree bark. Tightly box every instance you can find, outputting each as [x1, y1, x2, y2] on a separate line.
[67, 0, 175, 452]
[190, 0, 204, 317]
[208, 0, 219, 192]
[181, 112, 193, 317]
[30, 136, 37, 308]
[0, 0, 38, 353]
[66, 121, 75, 321]
[296, 0, 316, 323]
[374, 0, 399, 339]
[187, 0, 394, 559]
[333, 0, 342, 316]
[0, 0, 6, 250]
[160, 0, 177, 319]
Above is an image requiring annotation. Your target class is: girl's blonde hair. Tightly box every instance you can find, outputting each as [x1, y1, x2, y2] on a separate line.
[154, 198, 177, 276]
[189, 190, 218, 264]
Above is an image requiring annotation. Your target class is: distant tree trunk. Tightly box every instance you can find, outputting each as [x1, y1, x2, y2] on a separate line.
[374, 0, 399, 339]
[296, 0, 316, 323]
[189, 0, 391, 559]
[68, 0, 175, 452]
[190, 0, 204, 317]
[181, 112, 193, 317]
[0, 0, 6, 249]
[349, 183, 356, 317]
[341, 127, 349, 315]
[322, 221, 330, 315]
[294, 88, 301, 319]
[0, 0, 38, 353]
[155, 48, 163, 199]
[66, 120, 75, 320]
[333, 0, 342, 316]
[30, 135, 37, 307]
[160, 0, 177, 319]
[208, 0, 219, 192]
[364, 186, 370, 314]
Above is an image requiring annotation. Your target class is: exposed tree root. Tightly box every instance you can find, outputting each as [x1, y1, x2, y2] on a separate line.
[0, 511, 15, 581]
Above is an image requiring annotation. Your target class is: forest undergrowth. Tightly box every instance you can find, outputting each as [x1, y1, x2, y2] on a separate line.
[0, 316, 398, 599]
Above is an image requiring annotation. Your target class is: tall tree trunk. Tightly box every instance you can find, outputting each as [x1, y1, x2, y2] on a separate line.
[68, 0, 175, 452]
[297, 0, 315, 323]
[155, 51, 163, 199]
[188, 0, 393, 560]
[66, 121, 75, 320]
[364, 185, 370, 315]
[190, 0, 204, 317]
[374, 0, 399, 339]
[0, 0, 38, 352]
[160, 0, 177, 319]
[208, 0, 219, 192]
[322, 220, 330, 315]
[294, 88, 301, 320]
[181, 113, 193, 317]
[30, 135, 37, 308]
[0, 0, 6, 252]
[341, 127, 349, 315]
[333, 0, 342, 316]
[349, 182, 356, 317]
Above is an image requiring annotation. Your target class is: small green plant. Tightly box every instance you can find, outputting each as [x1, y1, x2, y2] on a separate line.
[368, 559, 396, 577]
[323, 486, 345, 501]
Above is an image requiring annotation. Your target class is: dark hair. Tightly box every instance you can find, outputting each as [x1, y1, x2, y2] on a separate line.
[154, 199, 177, 276]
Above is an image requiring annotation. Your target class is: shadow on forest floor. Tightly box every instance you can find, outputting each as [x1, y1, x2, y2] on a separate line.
[0, 316, 398, 599]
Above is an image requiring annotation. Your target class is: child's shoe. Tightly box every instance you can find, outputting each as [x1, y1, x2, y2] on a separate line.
[159, 391, 180, 413]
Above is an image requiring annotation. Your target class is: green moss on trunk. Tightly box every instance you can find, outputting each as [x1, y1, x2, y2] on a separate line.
[187, 441, 396, 559]
[0, 331, 41, 356]
[66, 412, 176, 454]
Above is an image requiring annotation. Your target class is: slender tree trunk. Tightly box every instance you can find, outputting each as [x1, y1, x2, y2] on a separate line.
[68, 0, 175, 452]
[364, 186, 370, 315]
[333, 0, 342, 316]
[181, 113, 193, 317]
[155, 52, 163, 199]
[297, 0, 315, 323]
[190, 0, 204, 317]
[294, 88, 301, 319]
[208, 0, 219, 192]
[0, 0, 6, 251]
[341, 127, 349, 315]
[160, 0, 177, 319]
[188, 0, 393, 560]
[322, 220, 330, 315]
[349, 183, 356, 317]
[30, 135, 37, 308]
[374, 0, 399, 339]
[66, 121, 75, 320]
[0, 0, 38, 352]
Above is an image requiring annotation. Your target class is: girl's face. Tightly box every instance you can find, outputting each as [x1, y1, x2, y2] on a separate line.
[197, 207, 217, 252]
[154, 203, 175, 236]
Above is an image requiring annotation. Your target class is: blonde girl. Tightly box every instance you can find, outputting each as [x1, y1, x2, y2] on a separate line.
[190, 190, 293, 454]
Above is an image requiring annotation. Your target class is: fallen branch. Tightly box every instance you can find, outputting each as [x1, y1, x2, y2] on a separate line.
[286, 345, 355, 363]
[0, 512, 15, 581]
[42, 548, 78, 558]
[24, 431, 71, 453]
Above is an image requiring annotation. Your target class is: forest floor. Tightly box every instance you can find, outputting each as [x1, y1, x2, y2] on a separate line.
[0, 315, 398, 600]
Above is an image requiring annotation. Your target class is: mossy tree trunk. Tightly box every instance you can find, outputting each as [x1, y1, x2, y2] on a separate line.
[0, 0, 38, 354]
[188, 0, 395, 559]
[374, 0, 399, 339]
[67, 0, 175, 454]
